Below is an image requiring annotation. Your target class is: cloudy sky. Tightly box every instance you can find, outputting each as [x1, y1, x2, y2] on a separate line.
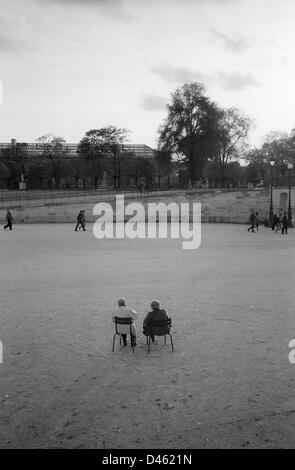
[0, 0, 295, 147]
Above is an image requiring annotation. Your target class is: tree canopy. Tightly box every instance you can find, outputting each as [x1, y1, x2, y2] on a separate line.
[78, 125, 131, 189]
[36, 133, 68, 187]
[158, 82, 251, 185]
[158, 82, 220, 183]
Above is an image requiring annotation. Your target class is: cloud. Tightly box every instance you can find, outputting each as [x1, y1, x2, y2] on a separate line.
[40, 0, 131, 19]
[279, 56, 290, 66]
[151, 0, 238, 3]
[0, 34, 17, 52]
[141, 94, 167, 111]
[0, 13, 33, 54]
[151, 63, 260, 92]
[40, 0, 122, 5]
[216, 71, 260, 90]
[0, 32, 27, 54]
[211, 28, 251, 52]
[152, 64, 205, 84]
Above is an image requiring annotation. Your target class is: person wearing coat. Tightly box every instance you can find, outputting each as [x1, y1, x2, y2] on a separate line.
[247, 210, 256, 232]
[143, 300, 169, 342]
[4, 210, 13, 230]
[282, 212, 288, 234]
[74, 210, 86, 231]
[112, 298, 137, 346]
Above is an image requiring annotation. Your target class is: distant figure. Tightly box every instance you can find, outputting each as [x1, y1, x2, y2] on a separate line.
[112, 298, 137, 347]
[143, 300, 169, 343]
[80, 210, 86, 231]
[282, 212, 288, 234]
[255, 212, 259, 231]
[247, 210, 256, 232]
[276, 213, 282, 233]
[3, 210, 13, 230]
[139, 182, 144, 194]
[74, 210, 86, 231]
[146, 180, 152, 194]
[272, 213, 278, 231]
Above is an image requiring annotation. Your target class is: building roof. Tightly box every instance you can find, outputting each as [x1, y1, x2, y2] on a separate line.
[0, 142, 156, 160]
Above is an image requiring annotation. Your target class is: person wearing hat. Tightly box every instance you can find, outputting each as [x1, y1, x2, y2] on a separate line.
[112, 298, 137, 346]
[143, 300, 169, 342]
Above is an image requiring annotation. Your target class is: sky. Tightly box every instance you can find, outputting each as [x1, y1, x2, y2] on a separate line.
[0, 0, 295, 148]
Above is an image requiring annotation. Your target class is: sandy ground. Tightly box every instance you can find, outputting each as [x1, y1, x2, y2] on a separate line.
[1, 223, 295, 449]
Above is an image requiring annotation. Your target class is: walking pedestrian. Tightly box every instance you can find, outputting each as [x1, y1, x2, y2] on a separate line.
[3, 210, 13, 230]
[272, 213, 278, 231]
[255, 212, 259, 231]
[74, 210, 86, 231]
[276, 213, 282, 233]
[247, 210, 256, 232]
[282, 212, 288, 234]
[80, 210, 86, 231]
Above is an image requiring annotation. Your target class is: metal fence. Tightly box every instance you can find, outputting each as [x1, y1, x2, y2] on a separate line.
[0, 187, 186, 209]
[0, 188, 135, 209]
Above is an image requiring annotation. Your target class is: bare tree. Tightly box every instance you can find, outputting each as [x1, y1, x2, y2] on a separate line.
[213, 107, 251, 185]
[36, 134, 68, 188]
[78, 126, 131, 189]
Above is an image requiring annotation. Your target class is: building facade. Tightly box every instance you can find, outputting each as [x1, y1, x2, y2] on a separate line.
[0, 139, 157, 190]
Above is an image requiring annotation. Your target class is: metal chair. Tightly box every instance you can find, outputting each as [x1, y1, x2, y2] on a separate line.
[112, 316, 135, 353]
[146, 318, 174, 353]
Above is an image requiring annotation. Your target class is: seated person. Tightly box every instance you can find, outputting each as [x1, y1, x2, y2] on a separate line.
[143, 300, 169, 342]
[112, 298, 137, 346]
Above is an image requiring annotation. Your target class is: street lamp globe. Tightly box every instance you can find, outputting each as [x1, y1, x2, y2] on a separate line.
[287, 162, 293, 170]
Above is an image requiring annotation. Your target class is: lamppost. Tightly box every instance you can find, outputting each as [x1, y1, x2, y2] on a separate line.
[287, 162, 293, 227]
[269, 157, 275, 227]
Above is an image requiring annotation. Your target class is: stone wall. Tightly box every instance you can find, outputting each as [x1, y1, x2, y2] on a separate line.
[0, 189, 280, 224]
[0, 188, 295, 223]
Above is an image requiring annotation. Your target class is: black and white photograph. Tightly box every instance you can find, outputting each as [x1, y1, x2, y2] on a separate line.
[1, 0, 295, 456]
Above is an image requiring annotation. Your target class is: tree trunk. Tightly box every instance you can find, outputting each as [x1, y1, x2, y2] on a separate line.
[220, 164, 225, 188]
[189, 151, 196, 184]
[113, 158, 117, 189]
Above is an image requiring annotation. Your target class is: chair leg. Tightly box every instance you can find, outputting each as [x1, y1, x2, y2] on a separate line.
[131, 334, 135, 353]
[112, 334, 116, 352]
[170, 334, 174, 352]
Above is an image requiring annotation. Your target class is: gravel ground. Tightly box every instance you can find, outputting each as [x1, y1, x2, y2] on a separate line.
[1, 223, 295, 449]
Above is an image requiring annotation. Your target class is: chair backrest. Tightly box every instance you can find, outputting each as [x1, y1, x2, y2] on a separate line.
[114, 316, 133, 335]
[149, 318, 171, 337]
